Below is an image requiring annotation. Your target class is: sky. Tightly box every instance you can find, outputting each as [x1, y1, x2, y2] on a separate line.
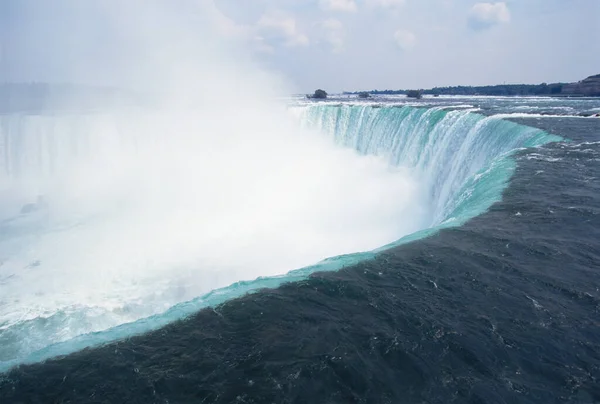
[0, 0, 599, 94]
[212, 0, 600, 92]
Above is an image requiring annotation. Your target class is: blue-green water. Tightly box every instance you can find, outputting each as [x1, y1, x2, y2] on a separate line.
[0, 102, 561, 372]
[2, 95, 600, 403]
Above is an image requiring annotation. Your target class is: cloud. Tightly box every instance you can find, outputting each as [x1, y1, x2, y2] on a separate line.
[256, 12, 309, 49]
[314, 19, 346, 53]
[365, 0, 406, 9]
[468, 2, 511, 30]
[393, 30, 416, 51]
[209, 3, 252, 40]
[252, 36, 277, 54]
[319, 0, 357, 13]
[207, 7, 309, 54]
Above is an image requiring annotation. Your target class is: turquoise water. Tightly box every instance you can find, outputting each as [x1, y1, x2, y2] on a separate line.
[0, 104, 561, 372]
[295, 105, 561, 229]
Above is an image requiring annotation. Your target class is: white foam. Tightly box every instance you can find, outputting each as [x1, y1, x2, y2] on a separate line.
[0, 1, 429, 365]
[495, 112, 587, 119]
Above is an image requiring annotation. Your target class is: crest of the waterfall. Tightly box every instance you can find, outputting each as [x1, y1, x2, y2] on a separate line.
[293, 104, 561, 228]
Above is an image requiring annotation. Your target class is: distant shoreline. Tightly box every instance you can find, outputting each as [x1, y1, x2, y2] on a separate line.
[343, 74, 600, 98]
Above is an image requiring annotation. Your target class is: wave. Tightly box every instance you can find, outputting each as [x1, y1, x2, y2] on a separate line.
[0, 105, 561, 372]
[493, 112, 590, 119]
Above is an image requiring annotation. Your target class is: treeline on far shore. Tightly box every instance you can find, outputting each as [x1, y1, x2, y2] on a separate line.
[345, 83, 566, 97]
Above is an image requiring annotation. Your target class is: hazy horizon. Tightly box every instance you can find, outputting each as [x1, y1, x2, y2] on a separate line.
[1, 1, 598, 94]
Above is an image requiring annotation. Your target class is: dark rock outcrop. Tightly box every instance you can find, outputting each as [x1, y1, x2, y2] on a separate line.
[406, 90, 422, 99]
[307, 89, 328, 99]
[20, 196, 47, 214]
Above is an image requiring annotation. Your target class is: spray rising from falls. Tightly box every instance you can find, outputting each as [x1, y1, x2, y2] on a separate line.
[0, 102, 427, 368]
[0, 102, 560, 370]
[0, 0, 562, 371]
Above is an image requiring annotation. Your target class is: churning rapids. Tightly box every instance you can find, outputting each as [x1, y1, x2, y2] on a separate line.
[0, 100, 560, 371]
